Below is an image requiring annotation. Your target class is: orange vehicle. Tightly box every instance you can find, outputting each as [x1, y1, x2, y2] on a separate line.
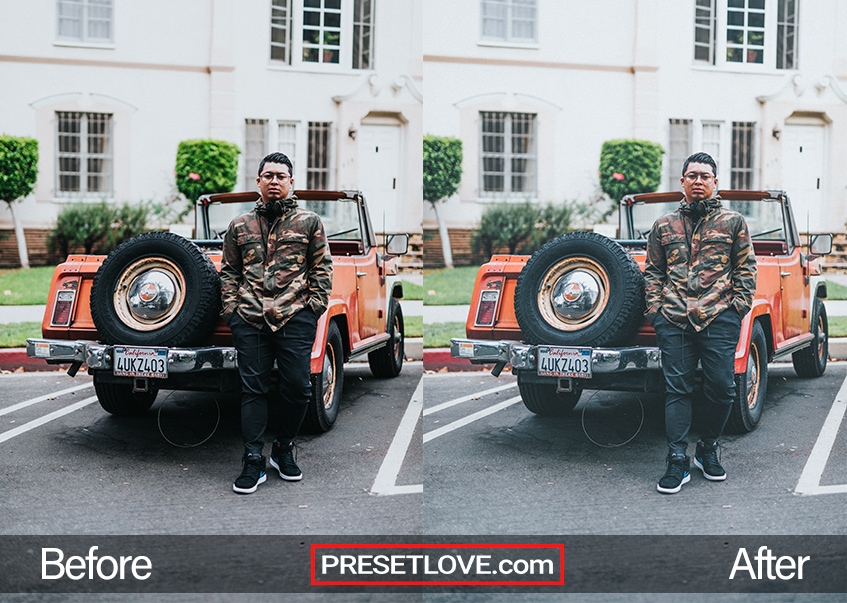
[451, 190, 833, 433]
[27, 190, 409, 433]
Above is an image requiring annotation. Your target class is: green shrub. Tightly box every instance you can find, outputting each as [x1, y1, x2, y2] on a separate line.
[472, 201, 574, 257]
[599, 139, 665, 204]
[48, 202, 149, 256]
[0, 136, 38, 203]
[175, 139, 241, 206]
[423, 136, 463, 203]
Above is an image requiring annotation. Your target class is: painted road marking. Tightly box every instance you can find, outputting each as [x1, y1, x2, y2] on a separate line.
[371, 376, 423, 496]
[0, 396, 98, 444]
[424, 395, 522, 443]
[0, 383, 93, 417]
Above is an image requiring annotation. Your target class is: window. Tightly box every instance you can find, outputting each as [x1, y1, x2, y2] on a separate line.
[693, 0, 798, 69]
[352, 0, 374, 69]
[270, 0, 293, 62]
[270, 0, 374, 70]
[731, 122, 756, 188]
[668, 119, 692, 182]
[480, 0, 537, 44]
[277, 122, 298, 178]
[701, 122, 722, 171]
[307, 122, 331, 189]
[56, 0, 113, 43]
[480, 112, 537, 198]
[245, 119, 268, 184]
[776, 0, 798, 69]
[56, 112, 113, 198]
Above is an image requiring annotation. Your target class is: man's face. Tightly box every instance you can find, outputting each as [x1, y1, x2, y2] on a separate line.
[680, 161, 717, 202]
[257, 161, 293, 202]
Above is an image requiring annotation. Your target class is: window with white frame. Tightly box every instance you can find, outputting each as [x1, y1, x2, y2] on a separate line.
[307, 122, 332, 189]
[270, 0, 374, 70]
[480, 112, 537, 198]
[245, 119, 268, 184]
[693, 0, 798, 69]
[480, 0, 537, 44]
[701, 122, 722, 171]
[277, 122, 298, 179]
[56, 112, 113, 198]
[56, 0, 113, 44]
[731, 122, 756, 188]
[668, 119, 692, 182]
[668, 119, 729, 184]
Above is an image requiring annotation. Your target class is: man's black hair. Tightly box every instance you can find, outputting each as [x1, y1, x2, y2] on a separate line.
[682, 152, 717, 176]
[258, 152, 293, 176]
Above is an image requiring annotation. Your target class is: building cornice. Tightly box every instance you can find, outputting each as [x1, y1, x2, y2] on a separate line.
[0, 54, 233, 74]
[424, 54, 657, 75]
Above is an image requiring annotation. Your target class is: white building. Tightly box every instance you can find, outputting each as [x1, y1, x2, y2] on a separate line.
[0, 0, 422, 266]
[423, 0, 847, 263]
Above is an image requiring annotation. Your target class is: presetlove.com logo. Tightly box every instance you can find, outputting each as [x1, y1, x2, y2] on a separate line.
[311, 543, 564, 586]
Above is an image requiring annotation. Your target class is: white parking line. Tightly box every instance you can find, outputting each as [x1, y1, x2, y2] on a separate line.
[424, 382, 518, 416]
[794, 370, 847, 495]
[0, 395, 98, 444]
[0, 383, 93, 417]
[423, 395, 523, 443]
[370, 377, 423, 496]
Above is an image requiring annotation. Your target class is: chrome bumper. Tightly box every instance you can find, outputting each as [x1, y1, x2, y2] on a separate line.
[26, 339, 238, 373]
[450, 338, 662, 373]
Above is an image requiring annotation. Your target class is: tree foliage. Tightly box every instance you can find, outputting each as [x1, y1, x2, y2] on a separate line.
[598, 139, 664, 203]
[423, 135, 463, 203]
[0, 135, 39, 203]
[472, 202, 574, 257]
[175, 139, 241, 204]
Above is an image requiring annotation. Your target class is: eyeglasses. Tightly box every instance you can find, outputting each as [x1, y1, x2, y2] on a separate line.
[684, 172, 714, 183]
[260, 172, 291, 182]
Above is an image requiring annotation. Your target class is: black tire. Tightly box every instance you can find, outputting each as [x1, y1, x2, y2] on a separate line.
[727, 320, 768, 433]
[517, 371, 582, 416]
[91, 232, 221, 347]
[303, 321, 344, 433]
[93, 372, 158, 416]
[368, 298, 404, 378]
[792, 297, 828, 378]
[514, 232, 645, 347]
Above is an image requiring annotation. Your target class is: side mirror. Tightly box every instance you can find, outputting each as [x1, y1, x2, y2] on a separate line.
[385, 233, 409, 256]
[810, 233, 833, 256]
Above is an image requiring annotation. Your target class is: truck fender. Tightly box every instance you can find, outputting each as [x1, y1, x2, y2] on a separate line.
[734, 300, 774, 374]
[310, 300, 351, 374]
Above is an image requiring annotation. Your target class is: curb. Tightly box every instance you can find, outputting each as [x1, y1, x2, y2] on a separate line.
[423, 348, 495, 373]
[0, 348, 65, 373]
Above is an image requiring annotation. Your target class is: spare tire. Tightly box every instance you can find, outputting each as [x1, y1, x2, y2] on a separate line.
[91, 232, 221, 347]
[514, 232, 645, 347]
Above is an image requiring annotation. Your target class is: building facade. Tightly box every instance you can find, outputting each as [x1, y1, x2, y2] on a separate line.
[0, 0, 423, 265]
[423, 0, 847, 263]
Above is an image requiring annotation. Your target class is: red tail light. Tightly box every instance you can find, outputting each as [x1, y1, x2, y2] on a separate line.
[474, 290, 500, 326]
[50, 290, 76, 326]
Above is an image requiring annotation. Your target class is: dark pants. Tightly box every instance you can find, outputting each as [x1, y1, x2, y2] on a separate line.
[653, 310, 741, 456]
[229, 310, 317, 456]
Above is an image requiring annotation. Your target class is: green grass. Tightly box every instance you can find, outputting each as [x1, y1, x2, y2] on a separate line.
[404, 315, 422, 338]
[0, 322, 41, 348]
[423, 321, 465, 348]
[829, 316, 847, 338]
[423, 265, 480, 306]
[400, 279, 423, 301]
[825, 280, 847, 301]
[0, 266, 56, 305]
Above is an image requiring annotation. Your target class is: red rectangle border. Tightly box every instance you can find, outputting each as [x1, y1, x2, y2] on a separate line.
[311, 543, 565, 587]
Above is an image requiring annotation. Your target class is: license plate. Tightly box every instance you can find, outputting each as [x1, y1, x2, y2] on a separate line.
[537, 346, 592, 378]
[113, 347, 168, 379]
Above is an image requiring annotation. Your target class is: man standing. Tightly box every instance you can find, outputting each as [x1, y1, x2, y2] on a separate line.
[644, 152, 757, 494]
[221, 152, 333, 494]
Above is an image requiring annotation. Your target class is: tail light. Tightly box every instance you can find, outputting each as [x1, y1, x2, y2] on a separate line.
[474, 290, 500, 326]
[50, 289, 76, 327]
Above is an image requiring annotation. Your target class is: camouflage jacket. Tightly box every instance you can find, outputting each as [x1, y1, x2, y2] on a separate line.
[220, 196, 333, 330]
[644, 197, 757, 331]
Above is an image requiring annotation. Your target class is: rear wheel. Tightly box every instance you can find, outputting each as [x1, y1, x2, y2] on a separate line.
[792, 297, 828, 378]
[303, 321, 344, 433]
[368, 298, 404, 378]
[727, 321, 768, 433]
[93, 373, 158, 416]
[517, 371, 582, 416]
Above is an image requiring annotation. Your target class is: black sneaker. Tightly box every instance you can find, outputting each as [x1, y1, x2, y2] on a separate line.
[657, 453, 691, 494]
[270, 441, 302, 481]
[694, 440, 726, 481]
[232, 453, 267, 494]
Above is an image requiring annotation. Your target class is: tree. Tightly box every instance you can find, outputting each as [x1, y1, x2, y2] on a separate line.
[174, 139, 241, 217]
[598, 139, 664, 215]
[0, 136, 39, 269]
[423, 135, 463, 269]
